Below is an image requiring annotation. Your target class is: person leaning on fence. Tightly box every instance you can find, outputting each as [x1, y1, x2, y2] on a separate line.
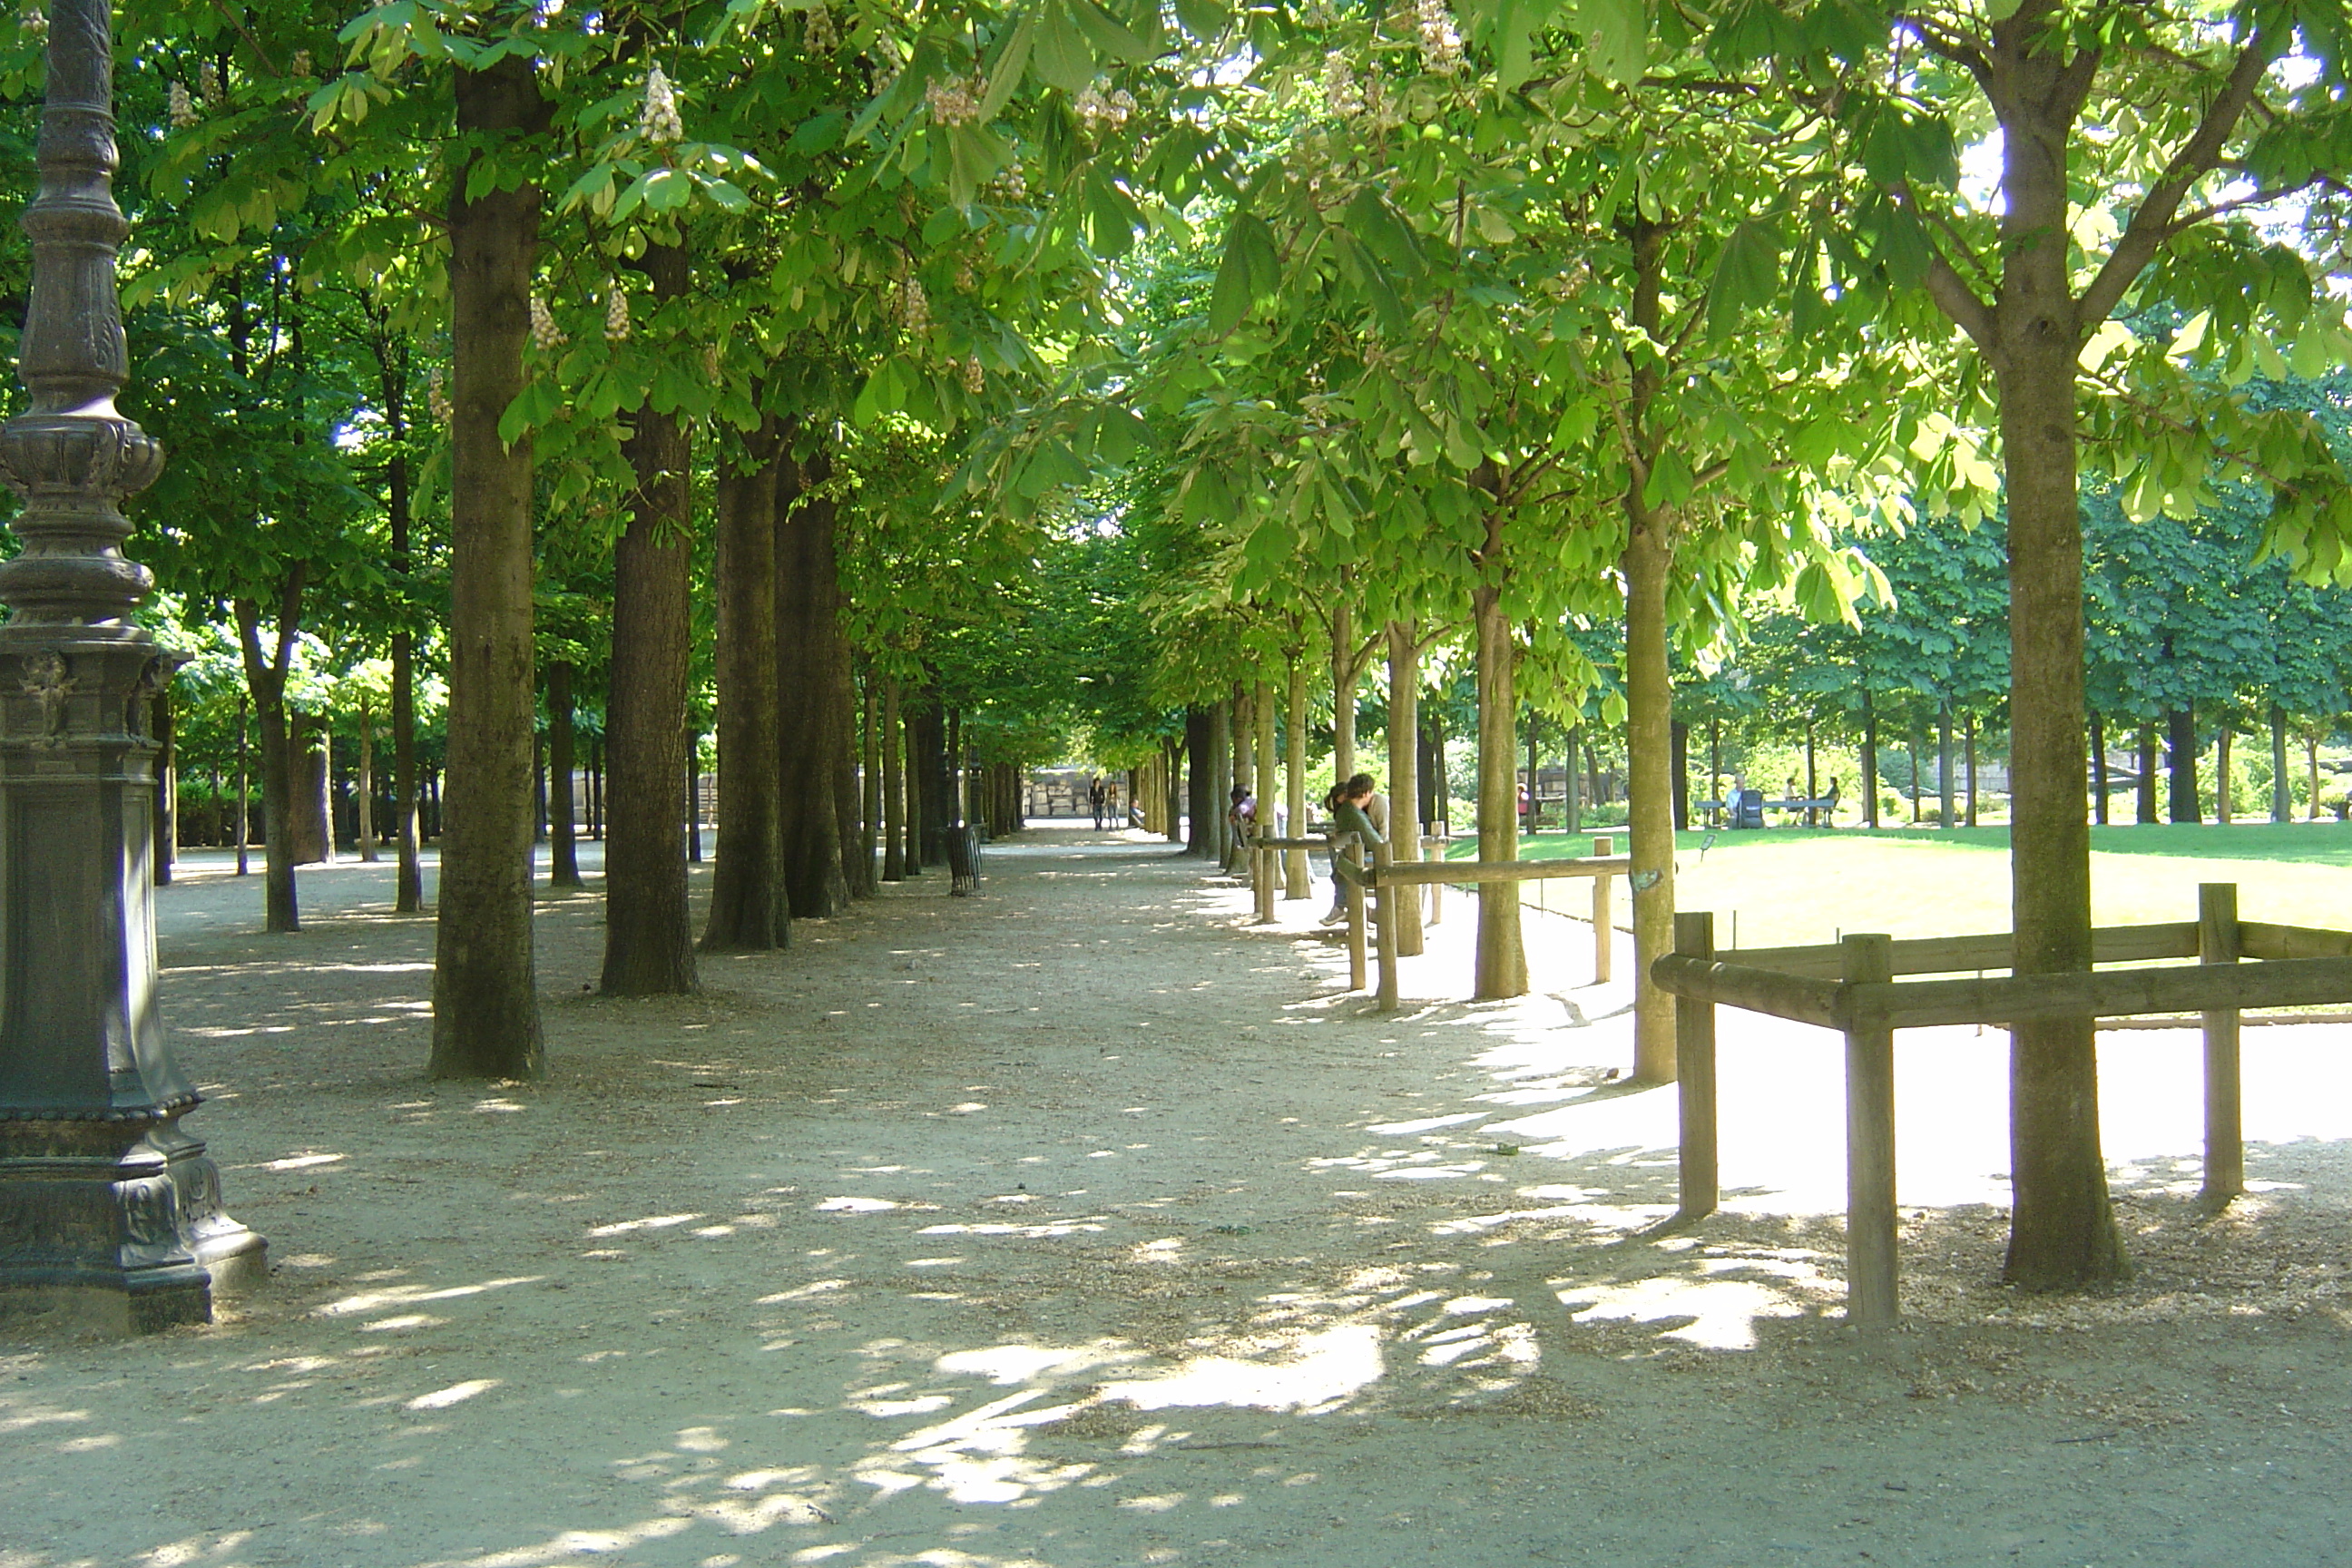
[1228, 784, 1258, 851]
[1319, 775, 1386, 926]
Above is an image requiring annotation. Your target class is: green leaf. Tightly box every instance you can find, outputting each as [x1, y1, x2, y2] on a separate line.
[1578, 0, 1647, 83]
[1171, 0, 1227, 40]
[1709, 219, 1781, 329]
[976, 7, 1037, 123]
[1642, 445, 1694, 510]
[1208, 213, 1279, 335]
[1069, 0, 1161, 61]
[1032, 5, 1098, 93]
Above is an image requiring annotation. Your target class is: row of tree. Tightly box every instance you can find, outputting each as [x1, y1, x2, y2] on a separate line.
[9, 1, 2348, 1304]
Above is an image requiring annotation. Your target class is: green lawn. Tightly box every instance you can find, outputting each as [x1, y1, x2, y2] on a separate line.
[1455, 822, 2352, 949]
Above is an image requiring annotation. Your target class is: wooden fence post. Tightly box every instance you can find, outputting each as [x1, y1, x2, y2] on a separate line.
[1842, 933, 1898, 1328]
[1674, 910, 1718, 1222]
[1374, 835, 1398, 1011]
[1423, 833, 1444, 926]
[1254, 829, 1276, 925]
[1344, 839, 1367, 992]
[2199, 882, 2244, 1205]
[1592, 834, 1615, 984]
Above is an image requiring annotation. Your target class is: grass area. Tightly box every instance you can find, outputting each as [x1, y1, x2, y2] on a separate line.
[1455, 821, 2352, 949]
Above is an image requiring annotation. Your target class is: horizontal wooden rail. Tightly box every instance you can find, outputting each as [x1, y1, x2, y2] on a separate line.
[1404, 855, 1629, 887]
[1655, 925, 2352, 1028]
[1648, 955, 1847, 1029]
[1862, 953, 2352, 1029]
[1653, 889, 2352, 1332]
[2239, 921, 2352, 961]
[1729, 921, 2199, 980]
[1249, 836, 1328, 851]
[1330, 854, 1630, 889]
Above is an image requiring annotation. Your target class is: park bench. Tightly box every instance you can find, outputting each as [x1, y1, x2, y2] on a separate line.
[1651, 884, 2352, 1328]
[1694, 789, 1839, 827]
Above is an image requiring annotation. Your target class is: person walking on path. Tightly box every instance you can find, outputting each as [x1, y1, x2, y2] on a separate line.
[1089, 777, 1107, 830]
[1319, 774, 1386, 925]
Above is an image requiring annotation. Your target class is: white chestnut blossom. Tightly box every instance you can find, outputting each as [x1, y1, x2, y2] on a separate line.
[640, 64, 684, 143]
[530, 296, 566, 352]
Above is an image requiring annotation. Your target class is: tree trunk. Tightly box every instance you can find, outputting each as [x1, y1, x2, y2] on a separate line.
[1567, 721, 1584, 833]
[776, 453, 852, 913]
[1253, 681, 1276, 868]
[430, 48, 546, 1078]
[1208, 699, 1231, 867]
[1804, 720, 1818, 828]
[291, 719, 330, 863]
[1284, 658, 1310, 897]
[1937, 702, 1955, 828]
[600, 238, 698, 997]
[390, 553, 423, 910]
[357, 704, 377, 861]
[234, 581, 304, 932]
[1988, 70, 2122, 1284]
[2308, 732, 2322, 821]
[1908, 722, 1923, 824]
[2136, 723, 2159, 824]
[549, 660, 582, 888]
[1386, 623, 1424, 956]
[902, 695, 925, 875]
[880, 677, 905, 881]
[2090, 710, 2108, 826]
[2271, 706, 2291, 823]
[1965, 712, 1979, 828]
[236, 691, 250, 878]
[1472, 578, 1524, 999]
[911, 700, 949, 867]
[1669, 718, 1687, 830]
[533, 727, 547, 844]
[702, 426, 785, 945]
[1184, 706, 1214, 855]
[686, 728, 703, 863]
[1860, 695, 1878, 828]
[832, 643, 868, 897]
[2215, 726, 2233, 826]
[860, 671, 882, 880]
[2167, 706, 2198, 824]
[1622, 510, 1678, 1081]
[1329, 599, 1357, 783]
[1163, 735, 1183, 842]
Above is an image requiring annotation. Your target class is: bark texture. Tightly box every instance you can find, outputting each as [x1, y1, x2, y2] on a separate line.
[702, 426, 785, 947]
[776, 452, 852, 914]
[1471, 575, 1524, 999]
[1386, 623, 1424, 957]
[234, 578, 304, 934]
[600, 240, 699, 996]
[1984, 15, 2122, 1285]
[1184, 705, 1214, 857]
[1622, 509, 1678, 1083]
[548, 660, 582, 889]
[880, 678, 905, 880]
[430, 51, 545, 1077]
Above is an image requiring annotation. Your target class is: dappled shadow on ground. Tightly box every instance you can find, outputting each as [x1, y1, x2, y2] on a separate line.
[9, 838, 2352, 1568]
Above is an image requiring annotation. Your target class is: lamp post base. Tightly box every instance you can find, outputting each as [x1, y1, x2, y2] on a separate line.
[0, 1102, 266, 1335]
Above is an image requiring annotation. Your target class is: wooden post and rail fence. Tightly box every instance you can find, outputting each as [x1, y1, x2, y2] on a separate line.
[1250, 828, 1630, 1010]
[1652, 883, 2352, 1330]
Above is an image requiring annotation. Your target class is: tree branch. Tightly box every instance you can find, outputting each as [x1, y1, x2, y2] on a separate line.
[2077, 34, 2278, 328]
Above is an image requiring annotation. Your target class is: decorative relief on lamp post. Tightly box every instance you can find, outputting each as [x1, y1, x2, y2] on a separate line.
[0, 0, 263, 1333]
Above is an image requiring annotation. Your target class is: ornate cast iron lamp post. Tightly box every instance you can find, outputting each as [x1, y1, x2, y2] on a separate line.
[0, 0, 263, 1331]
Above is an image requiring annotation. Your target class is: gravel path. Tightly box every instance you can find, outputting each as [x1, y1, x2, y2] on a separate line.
[5, 826, 2348, 1567]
